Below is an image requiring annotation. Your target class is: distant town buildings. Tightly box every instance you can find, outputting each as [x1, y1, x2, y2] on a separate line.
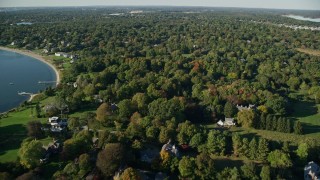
[247, 20, 320, 31]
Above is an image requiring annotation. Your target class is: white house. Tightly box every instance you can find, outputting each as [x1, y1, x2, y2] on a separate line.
[48, 116, 59, 126]
[236, 104, 256, 111]
[55, 52, 70, 58]
[217, 118, 236, 127]
[48, 117, 68, 132]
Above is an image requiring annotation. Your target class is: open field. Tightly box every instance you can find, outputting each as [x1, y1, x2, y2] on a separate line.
[0, 108, 47, 162]
[0, 101, 98, 162]
[290, 101, 320, 136]
[296, 48, 320, 56]
[206, 101, 320, 145]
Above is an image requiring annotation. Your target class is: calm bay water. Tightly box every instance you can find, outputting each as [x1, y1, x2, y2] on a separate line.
[0, 50, 56, 113]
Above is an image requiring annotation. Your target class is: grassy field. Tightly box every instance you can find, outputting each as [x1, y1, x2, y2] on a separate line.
[0, 96, 98, 163]
[0, 108, 47, 162]
[206, 100, 320, 145]
[290, 101, 320, 136]
[296, 48, 320, 56]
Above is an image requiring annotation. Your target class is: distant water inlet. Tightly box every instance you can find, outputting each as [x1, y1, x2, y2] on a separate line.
[283, 15, 320, 23]
[0, 50, 57, 113]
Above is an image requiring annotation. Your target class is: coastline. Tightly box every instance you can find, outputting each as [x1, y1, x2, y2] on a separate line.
[0, 46, 61, 103]
[0, 46, 60, 86]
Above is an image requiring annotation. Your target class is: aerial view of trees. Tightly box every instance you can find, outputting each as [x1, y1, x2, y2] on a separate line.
[0, 6, 319, 179]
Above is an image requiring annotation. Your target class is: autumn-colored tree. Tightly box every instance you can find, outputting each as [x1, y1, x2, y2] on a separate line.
[121, 167, 141, 180]
[96, 103, 110, 123]
[96, 143, 126, 178]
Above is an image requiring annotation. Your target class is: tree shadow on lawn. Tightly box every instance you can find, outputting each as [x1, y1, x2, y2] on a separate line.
[291, 100, 318, 118]
[302, 123, 320, 135]
[0, 124, 26, 157]
[290, 100, 320, 135]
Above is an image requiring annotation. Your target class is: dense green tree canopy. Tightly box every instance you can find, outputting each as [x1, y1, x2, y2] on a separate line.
[19, 139, 45, 169]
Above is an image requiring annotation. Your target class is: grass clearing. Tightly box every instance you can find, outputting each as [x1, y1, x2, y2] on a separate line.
[289, 101, 320, 138]
[296, 48, 320, 56]
[206, 100, 320, 145]
[0, 100, 53, 162]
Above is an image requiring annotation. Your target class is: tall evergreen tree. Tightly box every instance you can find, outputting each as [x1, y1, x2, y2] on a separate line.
[276, 118, 282, 132]
[35, 102, 41, 118]
[207, 130, 226, 156]
[260, 166, 271, 180]
[282, 141, 290, 153]
[257, 138, 269, 161]
[224, 101, 237, 118]
[266, 114, 273, 130]
[249, 138, 257, 159]
[260, 113, 266, 130]
[286, 119, 292, 133]
[280, 117, 287, 132]
[239, 138, 249, 158]
[241, 163, 258, 180]
[294, 121, 303, 135]
[272, 116, 278, 131]
[232, 133, 242, 156]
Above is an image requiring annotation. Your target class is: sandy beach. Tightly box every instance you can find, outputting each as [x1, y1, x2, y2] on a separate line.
[0, 46, 61, 102]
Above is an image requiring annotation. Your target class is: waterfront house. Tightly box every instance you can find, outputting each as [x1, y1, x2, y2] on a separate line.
[55, 52, 70, 58]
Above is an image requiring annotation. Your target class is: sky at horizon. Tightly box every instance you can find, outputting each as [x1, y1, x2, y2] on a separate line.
[0, 0, 320, 10]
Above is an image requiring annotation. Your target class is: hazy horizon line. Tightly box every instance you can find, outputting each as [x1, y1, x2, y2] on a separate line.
[0, 5, 319, 11]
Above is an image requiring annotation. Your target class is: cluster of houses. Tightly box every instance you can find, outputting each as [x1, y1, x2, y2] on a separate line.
[217, 104, 256, 127]
[277, 24, 320, 31]
[249, 20, 320, 31]
[55, 52, 79, 63]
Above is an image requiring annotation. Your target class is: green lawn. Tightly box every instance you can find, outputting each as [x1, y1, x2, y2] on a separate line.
[211, 156, 262, 171]
[0, 106, 48, 162]
[206, 100, 320, 145]
[51, 56, 69, 62]
[228, 127, 309, 144]
[290, 101, 320, 137]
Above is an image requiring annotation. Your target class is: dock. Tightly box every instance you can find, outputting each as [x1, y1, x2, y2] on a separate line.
[18, 92, 33, 96]
[38, 81, 56, 84]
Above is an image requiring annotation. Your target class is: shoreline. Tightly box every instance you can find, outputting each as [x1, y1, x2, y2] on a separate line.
[0, 46, 61, 103]
[0, 46, 60, 86]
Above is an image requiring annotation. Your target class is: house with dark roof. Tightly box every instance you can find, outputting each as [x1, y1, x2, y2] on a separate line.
[161, 140, 179, 157]
[304, 161, 320, 180]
